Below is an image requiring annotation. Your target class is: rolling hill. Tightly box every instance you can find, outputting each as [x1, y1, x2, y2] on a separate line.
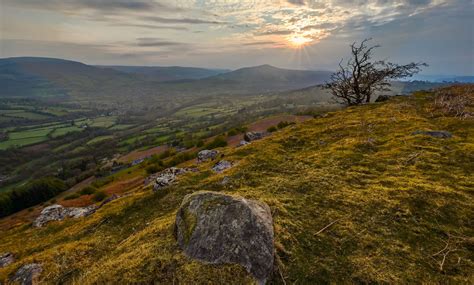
[0, 57, 143, 98]
[0, 86, 472, 283]
[101, 65, 229, 82]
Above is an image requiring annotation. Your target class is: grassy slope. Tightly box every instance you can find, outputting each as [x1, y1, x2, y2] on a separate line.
[0, 90, 473, 284]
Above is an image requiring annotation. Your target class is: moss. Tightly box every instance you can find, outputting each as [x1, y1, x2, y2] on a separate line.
[179, 206, 197, 245]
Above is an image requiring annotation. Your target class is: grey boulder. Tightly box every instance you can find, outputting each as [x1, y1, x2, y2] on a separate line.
[175, 191, 274, 284]
[412, 130, 452, 138]
[10, 263, 42, 285]
[244, 132, 266, 142]
[197, 149, 219, 163]
[211, 160, 233, 173]
[0, 252, 14, 268]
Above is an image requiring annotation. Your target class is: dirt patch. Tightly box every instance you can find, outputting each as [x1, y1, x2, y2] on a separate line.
[118, 145, 169, 163]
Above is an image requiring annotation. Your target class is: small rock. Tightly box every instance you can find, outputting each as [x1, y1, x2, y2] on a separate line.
[244, 132, 266, 142]
[197, 149, 219, 163]
[99, 194, 119, 207]
[237, 140, 250, 147]
[211, 160, 233, 173]
[11, 263, 42, 285]
[175, 191, 274, 284]
[153, 167, 190, 191]
[375, 95, 391, 102]
[412, 130, 452, 139]
[0, 252, 14, 268]
[221, 176, 231, 185]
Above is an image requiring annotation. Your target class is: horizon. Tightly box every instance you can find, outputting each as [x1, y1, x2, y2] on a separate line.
[1, 56, 472, 79]
[1, 0, 472, 75]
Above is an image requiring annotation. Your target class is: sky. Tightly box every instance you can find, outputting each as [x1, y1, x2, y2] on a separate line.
[0, 0, 473, 75]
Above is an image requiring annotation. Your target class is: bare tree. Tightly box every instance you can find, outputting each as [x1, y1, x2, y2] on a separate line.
[325, 39, 427, 106]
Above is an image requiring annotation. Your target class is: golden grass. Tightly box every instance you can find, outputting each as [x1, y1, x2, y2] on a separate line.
[1, 86, 473, 284]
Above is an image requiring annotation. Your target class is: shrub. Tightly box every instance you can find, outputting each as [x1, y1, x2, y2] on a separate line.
[146, 164, 163, 175]
[165, 151, 197, 167]
[267, 126, 277, 133]
[277, 121, 295, 129]
[64, 193, 80, 200]
[79, 186, 97, 195]
[93, 191, 107, 202]
[205, 136, 227, 149]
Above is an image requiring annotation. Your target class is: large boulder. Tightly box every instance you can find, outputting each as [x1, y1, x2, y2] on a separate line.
[10, 263, 42, 285]
[197, 149, 219, 163]
[33, 204, 97, 227]
[175, 191, 274, 284]
[0, 252, 14, 268]
[211, 160, 233, 173]
[244, 132, 266, 142]
[412, 130, 452, 138]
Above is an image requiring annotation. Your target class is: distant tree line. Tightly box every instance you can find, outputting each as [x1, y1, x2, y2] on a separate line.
[0, 177, 67, 218]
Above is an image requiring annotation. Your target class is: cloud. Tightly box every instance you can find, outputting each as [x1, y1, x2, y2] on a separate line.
[136, 38, 187, 47]
[242, 41, 278, 46]
[143, 16, 226, 25]
[3, 0, 181, 13]
[113, 23, 189, 31]
[287, 0, 306, 5]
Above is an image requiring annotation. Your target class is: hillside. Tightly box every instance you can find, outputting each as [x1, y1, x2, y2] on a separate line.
[0, 86, 472, 284]
[199, 64, 332, 93]
[0, 57, 140, 98]
[102, 65, 229, 82]
[0, 58, 334, 99]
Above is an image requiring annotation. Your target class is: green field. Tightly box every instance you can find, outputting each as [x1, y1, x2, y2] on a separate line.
[87, 135, 114, 145]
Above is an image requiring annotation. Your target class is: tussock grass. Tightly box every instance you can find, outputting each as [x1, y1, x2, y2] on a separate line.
[1, 86, 473, 284]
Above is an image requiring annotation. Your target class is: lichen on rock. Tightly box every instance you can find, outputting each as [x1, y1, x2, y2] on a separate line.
[175, 191, 274, 284]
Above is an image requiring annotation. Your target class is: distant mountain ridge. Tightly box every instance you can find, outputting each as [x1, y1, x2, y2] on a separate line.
[101, 65, 230, 82]
[0, 57, 334, 98]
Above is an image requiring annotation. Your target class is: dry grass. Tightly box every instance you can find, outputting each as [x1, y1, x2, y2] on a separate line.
[0, 86, 473, 284]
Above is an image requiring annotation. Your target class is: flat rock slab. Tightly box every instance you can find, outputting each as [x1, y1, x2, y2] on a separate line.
[0, 252, 14, 268]
[34, 204, 97, 227]
[175, 191, 274, 284]
[10, 263, 42, 285]
[412, 130, 452, 138]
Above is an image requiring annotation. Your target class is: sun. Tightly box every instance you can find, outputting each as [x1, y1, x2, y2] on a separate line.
[289, 35, 312, 47]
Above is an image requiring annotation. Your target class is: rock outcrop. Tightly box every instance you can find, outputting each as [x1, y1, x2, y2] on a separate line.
[412, 130, 452, 138]
[0, 252, 14, 268]
[175, 191, 274, 284]
[33, 204, 97, 227]
[197, 149, 219, 163]
[211, 160, 233, 173]
[10, 263, 42, 285]
[153, 167, 196, 191]
[244, 131, 266, 142]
